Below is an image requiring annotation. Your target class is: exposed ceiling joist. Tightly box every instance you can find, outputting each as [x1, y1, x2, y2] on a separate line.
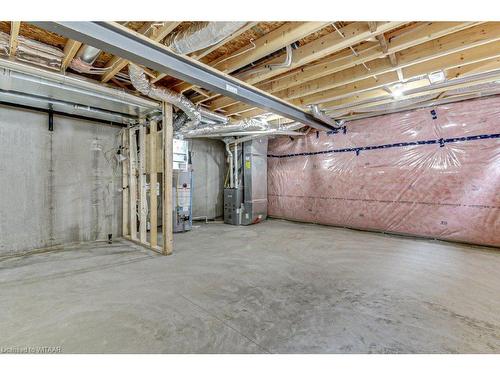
[211, 24, 488, 113]
[327, 69, 500, 117]
[208, 22, 479, 112]
[61, 39, 82, 72]
[9, 21, 21, 57]
[152, 22, 259, 84]
[236, 21, 407, 86]
[173, 21, 330, 93]
[225, 39, 500, 117]
[32, 21, 334, 131]
[260, 22, 480, 95]
[322, 57, 500, 113]
[101, 21, 181, 83]
[290, 41, 500, 108]
[277, 29, 500, 103]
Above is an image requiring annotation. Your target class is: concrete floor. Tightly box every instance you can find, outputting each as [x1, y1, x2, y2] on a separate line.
[1, 219, 499, 353]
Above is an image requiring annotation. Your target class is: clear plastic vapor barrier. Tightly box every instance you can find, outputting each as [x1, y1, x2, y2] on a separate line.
[267, 96, 500, 247]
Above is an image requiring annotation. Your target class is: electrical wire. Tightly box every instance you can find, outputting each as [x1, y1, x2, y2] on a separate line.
[212, 39, 257, 68]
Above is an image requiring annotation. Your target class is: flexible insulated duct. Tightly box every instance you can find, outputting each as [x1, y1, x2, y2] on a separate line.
[129, 63, 202, 126]
[180, 118, 305, 138]
[0, 31, 64, 69]
[164, 22, 247, 55]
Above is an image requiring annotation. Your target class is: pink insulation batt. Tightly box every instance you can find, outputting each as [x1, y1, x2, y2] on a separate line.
[267, 96, 500, 247]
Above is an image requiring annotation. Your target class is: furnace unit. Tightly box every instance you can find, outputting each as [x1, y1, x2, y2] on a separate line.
[224, 137, 268, 225]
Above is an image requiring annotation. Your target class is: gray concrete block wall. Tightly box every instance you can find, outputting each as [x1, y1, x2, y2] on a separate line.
[189, 139, 225, 220]
[0, 105, 122, 255]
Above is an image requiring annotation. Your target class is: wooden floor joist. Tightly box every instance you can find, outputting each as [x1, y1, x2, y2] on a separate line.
[171, 21, 330, 93]
[101, 21, 181, 83]
[60, 39, 82, 72]
[9, 21, 21, 57]
[207, 22, 480, 113]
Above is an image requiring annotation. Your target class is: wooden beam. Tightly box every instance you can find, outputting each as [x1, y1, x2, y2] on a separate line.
[210, 22, 329, 74]
[61, 39, 82, 72]
[162, 102, 173, 256]
[149, 119, 158, 248]
[171, 21, 329, 93]
[327, 69, 500, 117]
[218, 23, 499, 115]
[296, 41, 500, 108]
[321, 57, 500, 113]
[236, 39, 500, 120]
[376, 33, 398, 66]
[236, 21, 407, 86]
[122, 130, 130, 237]
[138, 124, 147, 243]
[208, 22, 480, 112]
[101, 22, 180, 83]
[128, 127, 138, 240]
[283, 33, 500, 102]
[9, 21, 21, 57]
[206, 21, 409, 111]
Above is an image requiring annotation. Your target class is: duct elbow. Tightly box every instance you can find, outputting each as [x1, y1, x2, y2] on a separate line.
[128, 63, 201, 126]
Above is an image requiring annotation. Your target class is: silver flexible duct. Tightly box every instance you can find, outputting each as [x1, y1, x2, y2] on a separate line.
[179, 118, 268, 137]
[128, 64, 202, 126]
[164, 22, 247, 55]
[179, 118, 306, 138]
[0, 31, 64, 69]
[173, 112, 189, 131]
[70, 45, 107, 74]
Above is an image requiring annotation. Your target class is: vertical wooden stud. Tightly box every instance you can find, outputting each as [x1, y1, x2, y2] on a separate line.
[138, 123, 147, 243]
[128, 127, 138, 240]
[149, 119, 158, 248]
[162, 102, 174, 255]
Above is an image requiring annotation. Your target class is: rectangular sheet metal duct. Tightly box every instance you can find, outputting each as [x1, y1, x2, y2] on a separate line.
[31, 21, 334, 131]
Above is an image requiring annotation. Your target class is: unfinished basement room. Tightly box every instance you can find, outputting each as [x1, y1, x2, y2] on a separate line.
[1, 8, 500, 360]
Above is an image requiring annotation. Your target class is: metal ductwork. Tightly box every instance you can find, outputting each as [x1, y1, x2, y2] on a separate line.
[0, 58, 159, 123]
[180, 118, 305, 138]
[310, 104, 343, 129]
[197, 105, 229, 124]
[164, 22, 247, 55]
[129, 63, 202, 126]
[129, 64, 232, 133]
[0, 31, 64, 69]
[70, 45, 103, 73]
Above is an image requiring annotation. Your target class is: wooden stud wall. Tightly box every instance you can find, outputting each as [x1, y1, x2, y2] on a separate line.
[122, 103, 173, 255]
